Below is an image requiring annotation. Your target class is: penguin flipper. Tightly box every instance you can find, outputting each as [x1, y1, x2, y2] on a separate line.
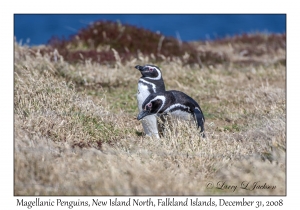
[194, 108, 205, 137]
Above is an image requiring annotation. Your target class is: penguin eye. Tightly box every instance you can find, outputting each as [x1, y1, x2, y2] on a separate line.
[149, 67, 153, 72]
[146, 103, 152, 109]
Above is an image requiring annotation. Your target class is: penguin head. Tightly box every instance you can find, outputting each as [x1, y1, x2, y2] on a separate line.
[137, 94, 166, 120]
[135, 64, 162, 80]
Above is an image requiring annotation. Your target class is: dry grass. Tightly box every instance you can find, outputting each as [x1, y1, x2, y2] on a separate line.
[14, 35, 286, 195]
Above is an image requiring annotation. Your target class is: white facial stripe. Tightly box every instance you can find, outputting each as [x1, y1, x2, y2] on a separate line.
[149, 95, 166, 113]
[139, 78, 156, 92]
[165, 103, 190, 113]
[144, 66, 162, 80]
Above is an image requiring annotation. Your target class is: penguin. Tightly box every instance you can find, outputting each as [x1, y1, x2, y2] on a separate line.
[137, 90, 205, 137]
[135, 64, 166, 138]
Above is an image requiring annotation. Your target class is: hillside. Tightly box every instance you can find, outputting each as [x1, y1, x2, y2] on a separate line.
[14, 21, 286, 195]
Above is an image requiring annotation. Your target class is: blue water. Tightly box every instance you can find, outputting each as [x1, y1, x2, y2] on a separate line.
[14, 14, 286, 46]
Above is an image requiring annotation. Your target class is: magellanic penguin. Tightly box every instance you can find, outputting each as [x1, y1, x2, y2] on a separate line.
[137, 90, 205, 137]
[135, 64, 166, 138]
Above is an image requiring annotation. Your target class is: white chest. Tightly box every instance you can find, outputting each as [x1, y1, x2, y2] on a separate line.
[169, 110, 193, 121]
[137, 82, 152, 111]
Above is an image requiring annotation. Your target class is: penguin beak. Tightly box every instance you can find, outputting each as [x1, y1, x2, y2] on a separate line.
[135, 65, 143, 71]
[137, 110, 150, 120]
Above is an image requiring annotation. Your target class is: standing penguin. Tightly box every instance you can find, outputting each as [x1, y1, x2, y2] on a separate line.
[135, 64, 166, 138]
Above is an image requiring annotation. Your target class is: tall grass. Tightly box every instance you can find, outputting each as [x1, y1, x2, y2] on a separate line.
[14, 33, 286, 195]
